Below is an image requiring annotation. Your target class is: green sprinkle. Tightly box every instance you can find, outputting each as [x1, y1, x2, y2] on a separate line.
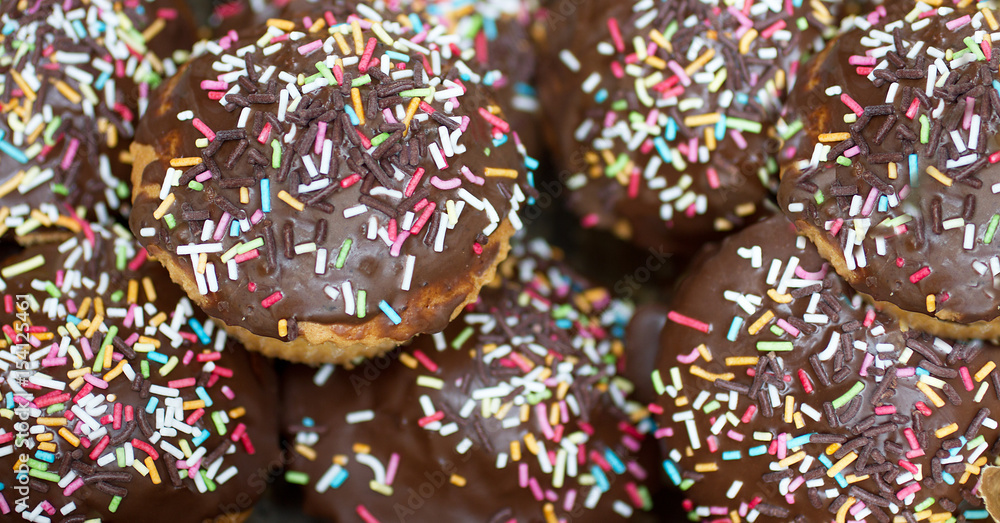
[43, 117, 62, 144]
[780, 120, 804, 141]
[51, 183, 69, 196]
[220, 243, 241, 264]
[610, 100, 629, 112]
[109, 495, 122, 513]
[832, 381, 865, 409]
[835, 156, 851, 167]
[212, 411, 227, 436]
[116, 447, 126, 468]
[966, 37, 987, 60]
[606, 153, 629, 177]
[678, 478, 695, 491]
[371, 132, 390, 147]
[451, 326, 475, 349]
[399, 88, 431, 98]
[756, 341, 793, 351]
[238, 238, 265, 254]
[416, 376, 444, 389]
[28, 469, 59, 483]
[271, 139, 281, 168]
[163, 213, 176, 229]
[357, 290, 366, 319]
[47, 403, 64, 414]
[140, 359, 150, 379]
[285, 471, 310, 485]
[726, 117, 762, 134]
[158, 355, 179, 376]
[703, 400, 720, 414]
[985, 215, 1000, 244]
[662, 20, 678, 40]
[0, 254, 44, 278]
[351, 74, 372, 87]
[27, 458, 48, 471]
[187, 180, 204, 191]
[914, 498, 935, 512]
[526, 388, 553, 405]
[303, 72, 322, 84]
[769, 325, 785, 337]
[43, 281, 60, 298]
[652, 370, 665, 395]
[316, 62, 336, 84]
[92, 344, 107, 372]
[967, 434, 986, 450]
[796, 16, 808, 31]
[116, 182, 129, 200]
[335, 239, 352, 269]
[109, 290, 124, 302]
[201, 470, 217, 491]
[920, 115, 929, 144]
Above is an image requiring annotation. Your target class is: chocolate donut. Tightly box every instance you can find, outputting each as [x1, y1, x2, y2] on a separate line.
[778, 4, 1000, 339]
[279, 238, 658, 522]
[0, 0, 195, 243]
[129, 7, 534, 364]
[645, 214, 998, 522]
[536, 0, 839, 252]
[0, 224, 280, 522]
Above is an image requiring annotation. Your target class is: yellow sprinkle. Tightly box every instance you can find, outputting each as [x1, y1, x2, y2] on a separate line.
[926, 166, 953, 187]
[747, 310, 775, 335]
[825, 443, 841, 456]
[683, 113, 721, 128]
[449, 474, 466, 487]
[102, 360, 127, 382]
[494, 402, 512, 420]
[549, 402, 560, 427]
[85, 314, 104, 338]
[309, 18, 326, 33]
[0, 171, 24, 199]
[67, 368, 91, 380]
[690, 365, 735, 382]
[38, 441, 56, 453]
[520, 403, 530, 422]
[766, 289, 792, 304]
[684, 48, 715, 76]
[149, 312, 167, 328]
[725, 356, 759, 366]
[484, 168, 519, 179]
[784, 396, 795, 424]
[351, 87, 365, 126]
[543, 503, 558, 523]
[926, 294, 936, 313]
[888, 162, 898, 180]
[141, 17, 166, 42]
[10, 70, 36, 101]
[524, 433, 539, 455]
[696, 343, 712, 362]
[556, 381, 570, 400]
[142, 277, 157, 303]
[836, 497, 855, 523]
[729, 510, 741, 523]
[152, 193, 175, 220]
[295, 444, 317, 461]
[127, 279, 138, 305]
[738, 28, 758, 54]
[35, 433, 53, 443]
[984, 8, 999, 30]
[399, 353, 419, 369]
[694, 462, 719, 473]
[648, 29, 672, 53]
[827, 452, 858, 477]
[169, 157, 202, 168]
[510, 441, 521, 462]
[935, 423, 959, 438]
[793, 411, 805, 429]
[240, 186, 250, 205]
[917, 381, 946, 408]
[645, 55, 666, 69]
[94, 297, 104, 318]
[705, 127, 717, 152]
[351, 20, 364, 54]
[266, 18, 295, 31]
[145, 456, 161, 485]
[37, 417, 67, 427]
[277, 190, 305, 211]
[182, 400, 206, 411]
[778, 451, 805, 468]
[976, 361, 996, 382]
[818, 132, 851, 142]
[333, 33, 351, 54]
[353, 443, 371, 454]
[333, 455, 348, 466]
[53, 80, 81, 104]
[139, 336, 161, 348]
[402, 97, 421, 134]
[58, 428, 80, 447]
[844, 474, 869, 484]
[278, 319, 288, 337]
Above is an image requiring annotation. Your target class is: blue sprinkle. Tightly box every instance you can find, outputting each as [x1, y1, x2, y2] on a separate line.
[748, 445, 768, 457]
[331, 469, 349, 488]
[303, 417, 315, 428]
[715, 115, 727, 140]
[878, 195, 888, 213]
[229, 220, 240, 237]
[966, 510, 990, 520]
[344, 106, 360, 126]
[786, 434, 813, 449]
[196, 386, 214, 408]
[188, 318, 211, 345]
[145, 397, 159, 414]
[665, 117, 678, 141]
[383, 51, 410, 63]
[66, 315, 82, 325]
[908, 154, 918, 187]
[726, 317, 743, 342]
[33, 450, 55, 463]
[942, 471, 955, 485]
[261, 179, 272, 213]
[604, 449, 626, 474]
[483, 17, 498, 41]
[147, 352, 168, 364]
[492, 134, 508, 147]
[653, 137, 672, 163]
[594, 89, 608, 104]
[524, 156, 540, 171]
[408, 13, 424, 34]
[192, 429, 211, 447]
[721, 451, 741, 460]
[95, 70, 112, 91]
[0, 139, 28, 164]
[591, 464, 610, 492]
[378, 301, 402, 325]
[662, 460, 681, 486]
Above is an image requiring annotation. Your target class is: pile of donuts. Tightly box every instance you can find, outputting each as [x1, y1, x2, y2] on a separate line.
[2, 0, 999, 521]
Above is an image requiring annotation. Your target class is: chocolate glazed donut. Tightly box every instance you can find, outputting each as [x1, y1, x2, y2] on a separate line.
[779, 3, 1000, 340]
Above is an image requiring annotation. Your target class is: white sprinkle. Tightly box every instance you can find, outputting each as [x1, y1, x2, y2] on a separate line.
[346, 410, 375, 424]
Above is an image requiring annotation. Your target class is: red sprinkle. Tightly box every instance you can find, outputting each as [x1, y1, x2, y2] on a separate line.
[261, 291, 283, 308]
[667, 311, 711, 333]
[909, 266, 931, 284]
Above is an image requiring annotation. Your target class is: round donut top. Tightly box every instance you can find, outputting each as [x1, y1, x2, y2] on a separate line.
[0, 0, 192, 235]
[650, 214, 999, 522]
[281, 238, 656, 522]
[0, 225, 279, 522]
[130, 8, 534, 342]
[778, 4, 1000, 324]
[548, 0, 837, 242]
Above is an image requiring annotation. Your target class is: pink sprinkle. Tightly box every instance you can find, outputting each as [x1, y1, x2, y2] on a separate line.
[258, 122, 272, 144]
[706, 167, 720, 189]
[63, 478, 85, 497]
[296, 39, 323, 55]
[788, 476, 805, 493]
[518, 462, 529, 488]
[844, 145, 861, 158]
[355, 506, 380, 523]
[776, 319, 799, 337]
[667, 311, 710, 333]
[200, 80, 228, 90]
[726, 430, 744, 442]
[384, 453, 400, 486]
[261, 291, 283, 308]
[222, 385, 235, 400]
[314, 122, 327, 154]
[858, 353, 874, 377]
[909, 266, 931, 284]
[460, 166, 484, 185]
[840, 93, 864, 116]
[477, 107, 510, 133]
[896, 367, 916, 378]
[213, 212, 232, 241]
[358, 37, 377, 71]
[794, 263, 828, 280]
[761, 19, 786, 39]
[874, 405, 896, 416]
[607, 18, 625, 52]
[192, 118, 216, 141]
[905, 97, 920, 120]
[946, 14, 971, 31]
[390, 231, 410, 257]
[984, 40, 993, 62]
[61, 138, 79, 170]
[411, 350, 438, 372]
[862, 187, 879, 217]
[83, 373, 109, 390]
[168, 377, 197, 388]
[536, 404, 554, 440]
[676, 346, 701, 364]
[250, 209, 264, 225]
[686, 137, 698, 163]
[667, 60, 691, 86]
[848, 55, 876, 66]
[964, 97, 975, 130]
[429, 175, 462, 190]
[706, 435, 718, 453]
[960, 366, 975, 391]
[654, 427, 674, 439]
[195, 171, 212, 183]
[729, 130, 748, 149]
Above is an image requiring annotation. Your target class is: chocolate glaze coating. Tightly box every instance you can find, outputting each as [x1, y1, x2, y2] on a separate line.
[778, 4, 1000, 327]
[648, 214, 999, 521]
[537, 0, 839, 253]
[280, 238, 658, 522]
[0, 225, 280, 522]
[0, 0, 195, 236]
[129, 8, 532, 344]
